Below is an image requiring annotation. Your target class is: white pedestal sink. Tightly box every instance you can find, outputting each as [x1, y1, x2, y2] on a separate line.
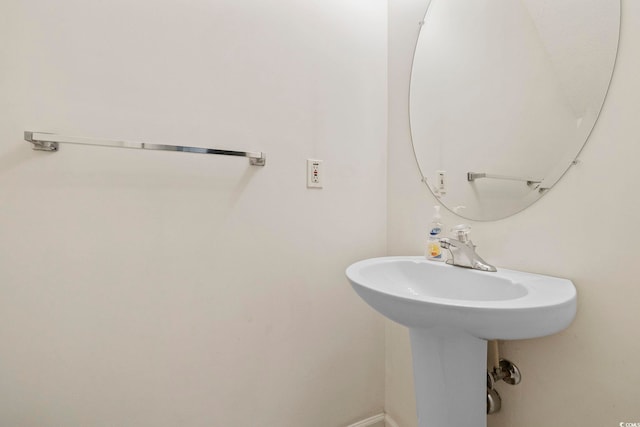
[346, 257, 577, 427]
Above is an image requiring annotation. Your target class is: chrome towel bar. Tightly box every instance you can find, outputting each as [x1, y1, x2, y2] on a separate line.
[467, 172, 540, 186]
[24, 131, 266, 166]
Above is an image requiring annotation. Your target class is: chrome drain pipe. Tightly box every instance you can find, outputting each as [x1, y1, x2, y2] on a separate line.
[487, 387, 501, 414]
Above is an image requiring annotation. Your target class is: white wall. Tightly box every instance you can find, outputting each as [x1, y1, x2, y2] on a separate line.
[388, 0, 640, 426]
[0, 1, 388, 426]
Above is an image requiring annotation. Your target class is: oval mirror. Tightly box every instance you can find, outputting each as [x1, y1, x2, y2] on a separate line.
[410, 0, 620, 221]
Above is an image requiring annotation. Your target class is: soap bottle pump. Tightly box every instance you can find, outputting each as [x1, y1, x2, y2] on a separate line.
[426, 205, 445, 261]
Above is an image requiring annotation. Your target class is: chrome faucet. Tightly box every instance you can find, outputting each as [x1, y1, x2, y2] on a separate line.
[438, 225, 497, 272]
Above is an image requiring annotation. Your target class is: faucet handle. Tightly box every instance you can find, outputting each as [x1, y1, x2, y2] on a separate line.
[451, 224, 471, 243]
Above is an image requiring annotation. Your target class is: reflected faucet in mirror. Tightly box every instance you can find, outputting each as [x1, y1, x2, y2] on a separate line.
[439, 224, 497, 272]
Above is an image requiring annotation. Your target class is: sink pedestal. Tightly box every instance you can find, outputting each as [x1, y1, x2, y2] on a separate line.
[409, 328, 487, 427]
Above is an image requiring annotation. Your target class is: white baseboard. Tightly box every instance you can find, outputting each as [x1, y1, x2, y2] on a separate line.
[345, 413, 400, 427]
[384, 414, 400, 427]
[346, 414, 385, 427]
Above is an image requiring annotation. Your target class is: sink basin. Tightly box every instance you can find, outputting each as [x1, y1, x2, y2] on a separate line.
[346, 256, 576, 340]
[346, 256, 577, 427]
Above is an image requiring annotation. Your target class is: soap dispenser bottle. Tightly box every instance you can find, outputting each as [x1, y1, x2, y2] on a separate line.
[426, 205, 445, 261]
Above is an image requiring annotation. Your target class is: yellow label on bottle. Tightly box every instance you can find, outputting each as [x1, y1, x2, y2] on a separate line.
[428, 242, 441, 258]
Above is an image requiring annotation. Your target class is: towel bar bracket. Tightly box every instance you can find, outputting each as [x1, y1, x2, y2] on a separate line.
[25, 131, 59, 152]
[249, 156, 266, 166]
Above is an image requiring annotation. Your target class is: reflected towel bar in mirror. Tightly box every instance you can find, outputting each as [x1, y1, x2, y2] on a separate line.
[24, 131, 266, 166]
[467, 172, 541, 186]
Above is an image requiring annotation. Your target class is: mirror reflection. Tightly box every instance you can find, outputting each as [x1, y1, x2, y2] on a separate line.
[410, 0, 620, 220]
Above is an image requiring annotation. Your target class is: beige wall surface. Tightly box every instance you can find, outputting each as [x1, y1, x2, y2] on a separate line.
[388, 0, 640, 426]
[0, 1, 387, 426]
